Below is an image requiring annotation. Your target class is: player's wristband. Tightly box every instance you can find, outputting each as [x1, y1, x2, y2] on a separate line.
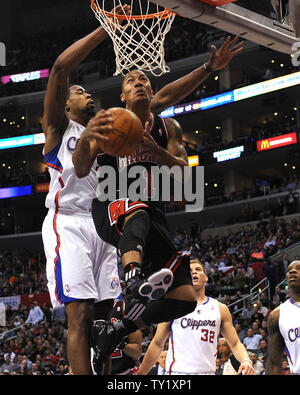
[241, 358, 253, 365]
[203, 62, 213, 73]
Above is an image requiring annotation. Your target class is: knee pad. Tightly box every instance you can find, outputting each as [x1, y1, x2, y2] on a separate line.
[140, 299, 197, 325]
[118, 210, 150, 258]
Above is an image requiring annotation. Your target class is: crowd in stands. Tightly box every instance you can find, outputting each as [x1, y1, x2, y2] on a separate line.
[0, 208, 296, 374]
[0, 173, 299, 235]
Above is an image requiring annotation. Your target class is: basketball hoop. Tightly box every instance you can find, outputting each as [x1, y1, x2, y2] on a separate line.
[90, 0, 175, 76]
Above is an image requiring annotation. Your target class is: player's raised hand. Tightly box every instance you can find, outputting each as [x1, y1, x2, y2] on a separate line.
[206, 35, 244, 72]
[106, 4, 131, 32]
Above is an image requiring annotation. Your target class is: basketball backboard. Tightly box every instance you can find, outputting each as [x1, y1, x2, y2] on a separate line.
[150, 0, 300, 54]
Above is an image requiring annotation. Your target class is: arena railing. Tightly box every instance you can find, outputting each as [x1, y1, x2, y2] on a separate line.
[228, 277, 270, 315]
[0, 319, 47, 344]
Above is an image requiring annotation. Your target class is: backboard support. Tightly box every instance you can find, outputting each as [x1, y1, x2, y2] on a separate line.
[150, 0, 300, 54]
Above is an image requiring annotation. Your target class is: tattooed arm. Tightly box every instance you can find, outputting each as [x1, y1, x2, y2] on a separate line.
[266, 307, 285, 375]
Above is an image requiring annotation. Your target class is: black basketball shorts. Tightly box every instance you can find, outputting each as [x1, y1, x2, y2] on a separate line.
[91, 197, 192, 291]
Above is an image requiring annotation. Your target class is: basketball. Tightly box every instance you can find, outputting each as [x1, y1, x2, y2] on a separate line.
[100, 107, 144, 157]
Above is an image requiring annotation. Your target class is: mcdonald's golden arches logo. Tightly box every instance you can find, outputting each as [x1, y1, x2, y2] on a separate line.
[260, 140, 270, 150]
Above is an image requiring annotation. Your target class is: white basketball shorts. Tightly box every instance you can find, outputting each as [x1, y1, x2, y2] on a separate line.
[42, 208, 121, 309]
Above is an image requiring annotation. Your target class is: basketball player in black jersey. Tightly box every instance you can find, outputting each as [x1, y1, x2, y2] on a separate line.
[73, 40, 244, 373]
[73, 70, 201, 373]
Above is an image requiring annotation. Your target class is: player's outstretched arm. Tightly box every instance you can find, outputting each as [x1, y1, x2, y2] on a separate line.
[73, 110, 112, 178]
[265, 308, 285, 375]
[43, 25, 109, 155]
[136, 322, 170, 375]
[150, 35, 244, 114]
[220, 303, 254, 375]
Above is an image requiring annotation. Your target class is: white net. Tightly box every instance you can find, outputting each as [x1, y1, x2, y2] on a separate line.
[91, 0, 175, 76]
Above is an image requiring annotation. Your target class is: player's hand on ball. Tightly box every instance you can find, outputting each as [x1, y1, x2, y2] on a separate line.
[138, 121, 163, 162]
[82, 109, 112, 143]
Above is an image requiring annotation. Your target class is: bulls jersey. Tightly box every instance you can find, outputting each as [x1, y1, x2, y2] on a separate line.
[165, 297, 221, 375]
[97, 113, 169, 206]
[44, 119, 99, 214]
[279, 298, 300, 374]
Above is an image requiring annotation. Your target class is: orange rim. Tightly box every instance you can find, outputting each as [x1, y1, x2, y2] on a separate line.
[91, 0, 174, 20]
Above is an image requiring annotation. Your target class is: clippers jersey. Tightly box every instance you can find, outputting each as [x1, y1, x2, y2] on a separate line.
[166, 297, 221, 375]
[97, 113, 169, 207]
[279, 298, 300, 374]
[44, 119, 99, 214]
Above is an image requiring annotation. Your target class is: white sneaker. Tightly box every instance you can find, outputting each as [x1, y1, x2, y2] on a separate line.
[138, 268, 173, 300]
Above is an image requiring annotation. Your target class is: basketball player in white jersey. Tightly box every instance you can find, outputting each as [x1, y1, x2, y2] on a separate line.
[137, 259, 254, 375]
[266, 260, 300, 375]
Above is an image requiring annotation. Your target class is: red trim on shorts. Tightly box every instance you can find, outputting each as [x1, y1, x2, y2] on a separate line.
[53, 176, 65, 305]
[169, 326, 176, 374]
[172, 256, 183, 273]
[108, 199, 149, 228]
[164, 252, 182, 273]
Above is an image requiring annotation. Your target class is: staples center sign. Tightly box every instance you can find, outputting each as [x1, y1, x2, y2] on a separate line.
[257, 132, 298, 152]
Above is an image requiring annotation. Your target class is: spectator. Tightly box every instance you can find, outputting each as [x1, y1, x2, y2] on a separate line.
[243, 263, 256, 284]
[0, 354, 16, 373]
[234, 323, 246, 343]
[257, 339, 268, 366]
[273, 286, 287, 304]
[259, 327, 269, 343]
[30, 362, 41, 375]
[148, 349, 168, 375]
[256, 300, 269, 318]
[56, 359, 69, 375]
[250, 304, 264, 324]
[262, 260, 277, 299]
[0, 353, 4, 368]
[281, 358, 291, 375]
[243, 328, 262, 352]
[217, 338, 240, 375]
[25, 301, 44, 326]
[16, 358, 30, 375]
[231, 268, 248, 291]
[42, 348, 58, 368]
[242, 302, 255, 321]
[281, 253, 290, 275]
[215, 358, 223, 375]
[249, 352, 265, 375]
